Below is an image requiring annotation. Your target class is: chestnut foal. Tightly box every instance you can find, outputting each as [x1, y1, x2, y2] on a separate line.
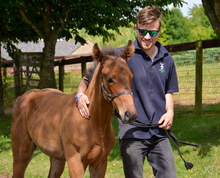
[11, 40, 136, 178]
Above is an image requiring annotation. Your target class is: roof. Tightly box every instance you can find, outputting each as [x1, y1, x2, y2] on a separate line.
[1, 40, 83, 61]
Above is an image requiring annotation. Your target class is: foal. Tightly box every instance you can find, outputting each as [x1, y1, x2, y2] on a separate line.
[11, 40, 136, 178]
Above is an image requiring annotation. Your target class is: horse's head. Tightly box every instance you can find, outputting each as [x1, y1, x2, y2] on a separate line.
[93, 40, 136, 124]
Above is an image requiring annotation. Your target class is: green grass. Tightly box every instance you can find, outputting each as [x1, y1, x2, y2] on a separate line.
[1, 104, 220, 177]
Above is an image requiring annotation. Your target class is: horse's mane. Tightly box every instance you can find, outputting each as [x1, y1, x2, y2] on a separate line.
[102, 48, 119, 60]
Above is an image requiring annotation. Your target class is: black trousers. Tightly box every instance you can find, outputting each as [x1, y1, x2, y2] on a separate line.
[119, 137, 177, 178]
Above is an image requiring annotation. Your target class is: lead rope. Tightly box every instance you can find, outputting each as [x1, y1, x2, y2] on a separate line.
[166, 129, 199, 169]
[117, 112, 200, 170]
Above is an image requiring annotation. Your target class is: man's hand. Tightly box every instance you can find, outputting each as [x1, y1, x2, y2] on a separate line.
[158, 110, 174, 130]
[76, 94, 90, 119]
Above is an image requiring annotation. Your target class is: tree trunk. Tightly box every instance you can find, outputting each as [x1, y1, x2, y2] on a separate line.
[202, 0, 220, 38]
[0, 43, 4, 114]
[39, 38, 57, 89]
[18, 4, 60, 89]
[214, 0, 220, 21]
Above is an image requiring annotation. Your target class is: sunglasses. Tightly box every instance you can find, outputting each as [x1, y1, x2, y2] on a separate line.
[137, 28, 159, 37]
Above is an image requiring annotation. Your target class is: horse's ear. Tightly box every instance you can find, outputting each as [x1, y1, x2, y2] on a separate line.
[120, 40, 134, 61]
[93, 43, 104, 62]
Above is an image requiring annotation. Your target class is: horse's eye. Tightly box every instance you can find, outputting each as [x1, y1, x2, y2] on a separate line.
[107, 77, 114, 84]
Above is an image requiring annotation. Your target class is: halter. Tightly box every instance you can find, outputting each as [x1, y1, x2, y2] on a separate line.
[99, 66, 133, 102]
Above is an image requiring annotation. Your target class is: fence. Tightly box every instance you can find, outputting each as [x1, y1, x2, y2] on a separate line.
[2, 39, 220, 114]
[166, 39, 220, 114]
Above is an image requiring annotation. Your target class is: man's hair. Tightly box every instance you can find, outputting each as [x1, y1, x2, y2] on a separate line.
[136, 6, 162, 26]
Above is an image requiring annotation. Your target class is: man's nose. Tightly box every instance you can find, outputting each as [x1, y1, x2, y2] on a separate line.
[143, 32, 151, 39]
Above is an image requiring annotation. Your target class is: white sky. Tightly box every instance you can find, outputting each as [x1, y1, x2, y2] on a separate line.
[169, 0, 202, 16]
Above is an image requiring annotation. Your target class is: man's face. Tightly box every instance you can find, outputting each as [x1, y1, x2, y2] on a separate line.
[135, 20, 161, 51]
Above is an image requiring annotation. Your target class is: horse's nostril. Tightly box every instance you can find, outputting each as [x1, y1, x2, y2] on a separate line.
[124, 111, 136, 123]
[125, 111, 132, 120]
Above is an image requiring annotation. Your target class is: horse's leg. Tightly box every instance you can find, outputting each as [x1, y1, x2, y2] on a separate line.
[63, 144, 85, 178]
[89, 124, 115, 178]
[66, 153, 85, 178]
[12, 137, 36, 178]
[48, 157, 66, 178]
[11, 109, 37, 178]
[89, 160, 107, 178]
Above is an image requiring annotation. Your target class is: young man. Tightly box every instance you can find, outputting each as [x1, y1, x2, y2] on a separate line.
[76, 6, 179, 178]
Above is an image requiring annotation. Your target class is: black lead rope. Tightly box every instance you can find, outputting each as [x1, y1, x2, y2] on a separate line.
[129, 120, 200, 170]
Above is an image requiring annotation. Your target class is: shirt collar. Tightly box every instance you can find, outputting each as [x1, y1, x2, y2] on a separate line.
[133, 38, 169, 61]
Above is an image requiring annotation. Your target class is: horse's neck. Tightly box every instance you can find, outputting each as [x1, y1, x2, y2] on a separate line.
[85, 64, 113, 131]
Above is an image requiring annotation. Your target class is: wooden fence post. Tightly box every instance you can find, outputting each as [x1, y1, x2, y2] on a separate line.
[59, 59, 64, 91]
[81, 58, 86, 78]
[195, 41, 203, 115]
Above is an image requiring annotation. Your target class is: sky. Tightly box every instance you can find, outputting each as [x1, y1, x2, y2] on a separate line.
[169, 0, 202, 16]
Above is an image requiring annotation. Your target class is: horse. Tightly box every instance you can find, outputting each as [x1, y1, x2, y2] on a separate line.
[11, 40, 137, 178]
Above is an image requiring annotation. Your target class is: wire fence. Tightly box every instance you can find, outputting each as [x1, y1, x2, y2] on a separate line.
[172, 47, 220, 106]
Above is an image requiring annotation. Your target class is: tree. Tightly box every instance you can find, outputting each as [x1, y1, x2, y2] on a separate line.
[188, 4, 217, 41]
[158, 21, 172, 45]
[0, 1, 39, 113]
[202, 0, 220, 38]
[163, 8, 190, 44]
[16, 0, 184, 89]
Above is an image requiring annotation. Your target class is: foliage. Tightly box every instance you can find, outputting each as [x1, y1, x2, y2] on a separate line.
[157, 21, 172, 45]
[15, 0, 184, 45]
[74, 4, 218, 47]
[161, 5, 217, 45]
[188, 4, 217, 40]
[163, 8, 191, 44]
[76, 25, 137, 48]
[0, 1, 39, 111]
[8, 0, 184, 88]
[0, 1, 38, 43]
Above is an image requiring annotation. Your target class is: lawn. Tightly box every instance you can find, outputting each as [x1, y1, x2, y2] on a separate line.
[0, 104, 220, 177]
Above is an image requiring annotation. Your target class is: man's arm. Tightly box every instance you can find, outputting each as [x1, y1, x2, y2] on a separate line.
[158, 93, 174, 130]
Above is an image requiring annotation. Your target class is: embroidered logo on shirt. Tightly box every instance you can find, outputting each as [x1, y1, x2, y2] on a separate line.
[159, 63, 165, 73]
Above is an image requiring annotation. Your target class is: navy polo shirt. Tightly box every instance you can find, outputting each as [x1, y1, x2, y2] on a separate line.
[118, 39, 179, 140]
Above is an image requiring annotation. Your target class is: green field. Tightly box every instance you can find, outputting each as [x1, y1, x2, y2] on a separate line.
[0, 104, 220, 177]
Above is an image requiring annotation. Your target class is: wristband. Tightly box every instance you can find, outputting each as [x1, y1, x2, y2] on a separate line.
[75, 93, 84, 102]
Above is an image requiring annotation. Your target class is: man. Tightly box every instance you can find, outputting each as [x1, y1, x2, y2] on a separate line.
[76, 6, 179, 178]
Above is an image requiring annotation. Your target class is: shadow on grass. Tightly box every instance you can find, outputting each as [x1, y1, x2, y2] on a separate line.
[0, 114, 43, 158]
[0, 114, 12, 153]
[169, 103, 220, 158]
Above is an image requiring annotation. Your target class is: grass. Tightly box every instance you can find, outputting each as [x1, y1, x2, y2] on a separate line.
[0, 104, 220, 177]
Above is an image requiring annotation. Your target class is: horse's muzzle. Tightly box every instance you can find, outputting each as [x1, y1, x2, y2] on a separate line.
[123, 110, 137, 124]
